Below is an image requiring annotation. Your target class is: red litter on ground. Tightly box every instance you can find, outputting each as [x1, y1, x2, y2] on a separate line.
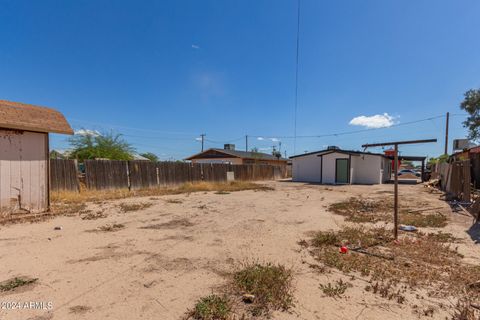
[339, 246, 348, 254]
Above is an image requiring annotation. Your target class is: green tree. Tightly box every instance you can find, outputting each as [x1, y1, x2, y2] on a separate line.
[140, 152, 159, 162]
[69, 131, 134, 161]
[427, 154, 448, 166]
[460, 88, 480, 140]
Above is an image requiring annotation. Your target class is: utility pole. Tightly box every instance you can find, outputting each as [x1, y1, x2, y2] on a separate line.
[362, 138, 437, 240]
[444, 112, 449, 155]
[245, 135, 248, 152]
[200, 134, 206, 152]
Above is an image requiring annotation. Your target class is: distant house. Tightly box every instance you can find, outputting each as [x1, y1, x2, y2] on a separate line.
[290, 146, 391, 185]
[185, 144, 288, 166]
[0, 100, 73, 213]
[132, 153, 151, 161]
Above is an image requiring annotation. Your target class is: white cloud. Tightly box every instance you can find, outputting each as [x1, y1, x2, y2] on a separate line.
[74, 129, 100, 136]
[257, 137, 280, 142]
[349, 113, 395, 129]
[191, 44, 200, 49]
[195, 137, 202, 141]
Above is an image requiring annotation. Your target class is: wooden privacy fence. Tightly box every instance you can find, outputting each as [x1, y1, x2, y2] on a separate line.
[50, 159, 79, 192]
[50, 159, 290, 191]
[434, 160, 471, 201]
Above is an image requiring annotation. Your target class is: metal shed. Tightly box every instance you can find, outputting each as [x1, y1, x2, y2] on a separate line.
[0, 100, 73, 213]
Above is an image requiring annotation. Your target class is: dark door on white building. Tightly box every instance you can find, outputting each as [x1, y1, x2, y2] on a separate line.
[335, 158, 349, 184]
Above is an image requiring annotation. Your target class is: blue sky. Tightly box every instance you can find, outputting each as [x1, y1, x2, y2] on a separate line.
[1, 0, 479, 159]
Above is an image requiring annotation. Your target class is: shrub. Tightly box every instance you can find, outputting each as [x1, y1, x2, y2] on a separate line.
[233, 262, 294, 316]
[187, 295, 232, 320]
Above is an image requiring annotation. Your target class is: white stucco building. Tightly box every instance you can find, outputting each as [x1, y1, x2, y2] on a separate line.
[291, 147, 391, 185]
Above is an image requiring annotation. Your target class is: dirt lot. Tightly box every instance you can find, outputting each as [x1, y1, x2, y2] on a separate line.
[0, 181, 478, 320]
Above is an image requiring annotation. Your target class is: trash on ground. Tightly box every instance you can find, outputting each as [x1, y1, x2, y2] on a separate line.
[399, 225, 417, 232]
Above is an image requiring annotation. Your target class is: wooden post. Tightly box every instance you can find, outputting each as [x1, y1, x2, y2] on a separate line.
[445, 112, 449, 155]
[126, 161, 131, 191]
[421, 159, 425, 183]
[362, 139, 437, 241]
[393, 144, 399, 240]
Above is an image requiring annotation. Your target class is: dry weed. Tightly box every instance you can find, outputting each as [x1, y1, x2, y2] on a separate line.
[51, 181, 271, 205]
[0, 277, 37, 292]
[308, 226, 480, 302]
[118, 202, 153, 213]
[329, 197, 447, 227]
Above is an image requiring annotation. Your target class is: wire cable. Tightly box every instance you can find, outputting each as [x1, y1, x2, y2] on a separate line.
[293, 0, 301, 155]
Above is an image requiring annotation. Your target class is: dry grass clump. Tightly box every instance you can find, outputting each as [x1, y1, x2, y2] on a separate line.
[328, 197, 447, 227]
[312, 226, 392, 248]
[308, 226, 480, 302]
[400, 212, 447, 228]
[320, 279, 352, 298]
[166, 199, 183, 204]
[118, 202, 153, 213]
[0, 277, 37, 292]
[365, 280, 406, 304]
[140, 218, 194, 230]
[51, 182, 271, 205]
[232, 262, 294, 316]
[80, 210, 107, 220]
[328, 197, 390, 223]
[417, 231, 461, 243]
[452, 298, 480, 320]
[69, 305, 91, 314]
[185, 295, 232, 320]
[98, 223, 125, 232]
[51, 202, 89, 215]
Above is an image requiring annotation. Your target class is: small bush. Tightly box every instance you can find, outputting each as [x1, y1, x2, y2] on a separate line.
[320, 279, 352, 298]
[0, 277, 37, 292]
[187, 295, 232, 320]
[233, 262, 294, 316]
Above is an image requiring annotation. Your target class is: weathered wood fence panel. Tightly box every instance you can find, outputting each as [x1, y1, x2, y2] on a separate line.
[84, 160, 129, 190]
[51, 159, 290, 191]
[470, 153, 480, 189]
[434, 160, 471, 201]
[50, 159, 79, 192]
[128, 161, 158, 189]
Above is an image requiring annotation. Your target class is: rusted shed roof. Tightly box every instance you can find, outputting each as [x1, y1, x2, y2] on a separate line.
[0, 100, 73, 134]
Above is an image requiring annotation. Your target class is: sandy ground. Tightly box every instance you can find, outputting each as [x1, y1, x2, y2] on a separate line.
[0, 181, 478, 320]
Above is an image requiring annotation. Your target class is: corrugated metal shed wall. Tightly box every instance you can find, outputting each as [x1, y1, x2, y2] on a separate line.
[0, 129, 47, 213]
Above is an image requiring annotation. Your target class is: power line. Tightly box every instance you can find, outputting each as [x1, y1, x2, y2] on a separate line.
[250, 114, 446, 140]
[293, 0, 301, 155]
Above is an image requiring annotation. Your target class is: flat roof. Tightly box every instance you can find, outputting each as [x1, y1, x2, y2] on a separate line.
[290, 148, 387, 159]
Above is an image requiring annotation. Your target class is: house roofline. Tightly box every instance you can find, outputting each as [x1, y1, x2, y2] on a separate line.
[290, 148, 389, 159]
